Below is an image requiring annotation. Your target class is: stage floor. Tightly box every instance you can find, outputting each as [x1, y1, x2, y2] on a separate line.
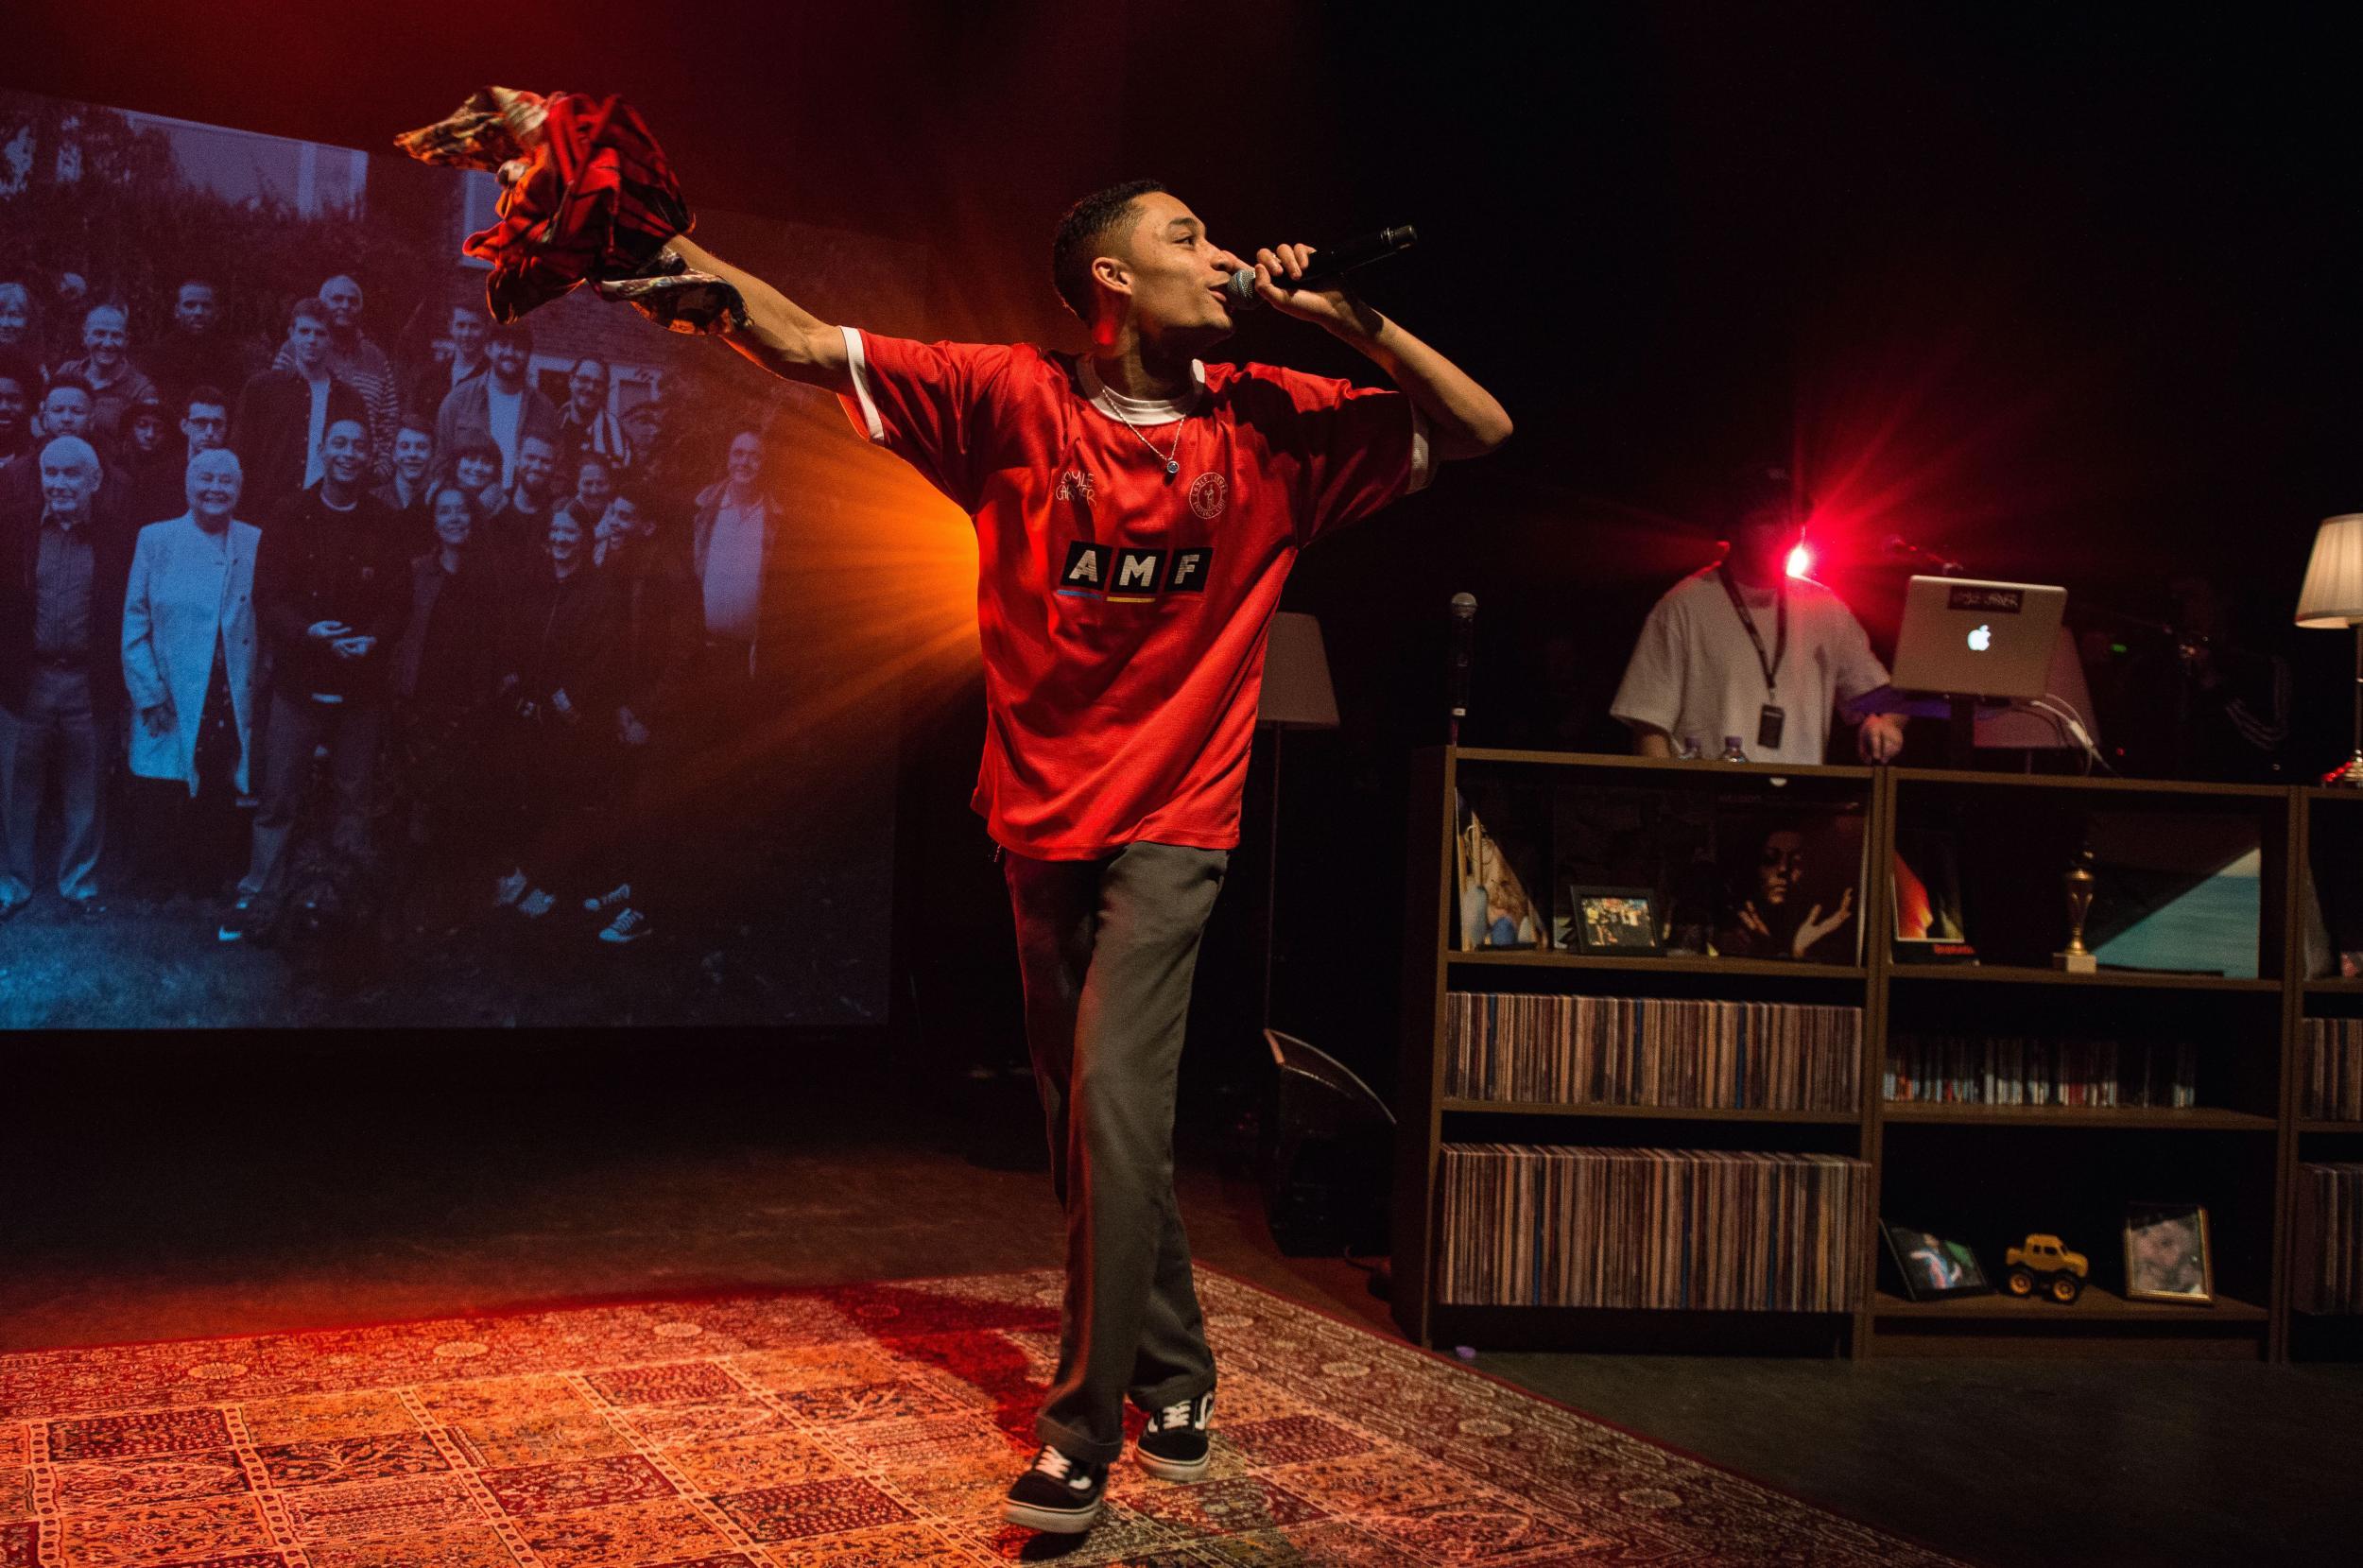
[5, 1038, 2357, 1566]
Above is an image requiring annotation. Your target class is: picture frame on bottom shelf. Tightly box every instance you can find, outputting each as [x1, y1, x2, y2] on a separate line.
[2124, 1202, 2214, 1305]
[1570, 886, 1664, 956]
[1881, 1221, 1993, 1301]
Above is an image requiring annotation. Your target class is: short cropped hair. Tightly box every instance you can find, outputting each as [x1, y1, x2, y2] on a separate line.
[40, 435, 100, 477]
[286, 297, 332, 335]
[488, 320, 533, 353]
[183, 384, 230, 417]
[1051, 178, 1165, 322]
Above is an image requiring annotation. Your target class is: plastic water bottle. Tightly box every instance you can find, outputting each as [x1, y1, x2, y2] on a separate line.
[1719, 735, 1750, 763]
[1677, 735, 1702, 761]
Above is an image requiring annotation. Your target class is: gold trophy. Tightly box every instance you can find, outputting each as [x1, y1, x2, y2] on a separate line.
[2054, 846, 2098, 974]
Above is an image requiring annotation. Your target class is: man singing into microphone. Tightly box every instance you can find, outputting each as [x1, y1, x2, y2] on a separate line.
[660, 182, 1509, 1532]
[1613, 463, 1904, 765]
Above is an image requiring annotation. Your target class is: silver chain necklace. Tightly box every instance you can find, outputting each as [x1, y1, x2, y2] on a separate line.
[1104, 395, 1184, 482]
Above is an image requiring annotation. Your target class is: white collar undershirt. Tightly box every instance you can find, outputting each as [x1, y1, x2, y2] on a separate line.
[1076, 355, 1206, 426]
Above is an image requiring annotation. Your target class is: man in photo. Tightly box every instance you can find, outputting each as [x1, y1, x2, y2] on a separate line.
[225, 415, 406, 940]
[371, 416, 438, 551]
[556, 356, 631, 472]
[652, 179, 1509, 1531]
[232, 300, 370, 520]
[141, 278, 258, 414]
[1612, 463, 1904, 766]
[412, 300, 491, 419]
[435, 320, 560, 491]
[54, 302, 157, 444]
[0, 351, 37, 486]
[272, 275, 400, 477]
[0, 437, 135, 916]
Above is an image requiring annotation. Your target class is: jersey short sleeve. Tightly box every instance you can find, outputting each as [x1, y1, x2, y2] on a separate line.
[1252, 366, 1430, 544]
[837, 328, 1022, 513]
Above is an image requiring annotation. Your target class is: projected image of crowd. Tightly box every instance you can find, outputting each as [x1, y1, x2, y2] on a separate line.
[0, 273, 796, 953]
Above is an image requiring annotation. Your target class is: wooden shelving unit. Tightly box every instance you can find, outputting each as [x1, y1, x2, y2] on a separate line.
[1397, 748, 2348, 1364]
[2286, 788, 2363, 1358]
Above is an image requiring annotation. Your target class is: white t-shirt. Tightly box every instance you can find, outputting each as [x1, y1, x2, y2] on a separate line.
[700, 499, 766, 642]
[302, 373, 331, 489]
[486, 385, 525, 484]
[1611, 567, 1889, 766]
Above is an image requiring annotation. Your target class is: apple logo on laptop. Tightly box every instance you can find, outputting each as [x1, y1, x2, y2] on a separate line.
[1967, 624, 1992, 653]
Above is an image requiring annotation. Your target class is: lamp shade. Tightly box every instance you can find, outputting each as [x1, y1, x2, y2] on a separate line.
[1258, 612, 1340, 729]
[2296, 513, 2363, 627]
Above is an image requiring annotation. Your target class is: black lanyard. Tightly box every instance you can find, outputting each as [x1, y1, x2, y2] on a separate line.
[1716, 564, 1787, 698]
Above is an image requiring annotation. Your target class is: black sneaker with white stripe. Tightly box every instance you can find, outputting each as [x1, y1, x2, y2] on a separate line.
[1002, 1443, 1106, 1533]
[1135, 1390, 1214, 1480]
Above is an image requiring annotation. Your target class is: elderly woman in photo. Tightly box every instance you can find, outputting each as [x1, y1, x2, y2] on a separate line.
[120, 447, 260, 902]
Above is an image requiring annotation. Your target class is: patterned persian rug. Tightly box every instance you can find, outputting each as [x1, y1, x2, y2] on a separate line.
[0, 1268, 1960, 1566]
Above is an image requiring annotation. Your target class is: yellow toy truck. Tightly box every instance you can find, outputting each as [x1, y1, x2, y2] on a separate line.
[2004, 1233, 2089, 1303]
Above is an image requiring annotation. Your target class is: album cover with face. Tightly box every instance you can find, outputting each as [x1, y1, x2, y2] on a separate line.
[1713, 796, 1866, 964]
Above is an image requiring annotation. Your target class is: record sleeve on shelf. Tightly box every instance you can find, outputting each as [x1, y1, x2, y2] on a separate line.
[1714, 795, 1866, 964]
[1435, 1144, 1870, 1312]
[1892, 825, 1976, 964]
[1455, 787, 1546, 951]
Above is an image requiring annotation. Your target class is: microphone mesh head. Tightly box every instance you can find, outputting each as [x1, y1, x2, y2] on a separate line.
[1451, 592, 1478, 616]
[1223, 269, 1263, 310]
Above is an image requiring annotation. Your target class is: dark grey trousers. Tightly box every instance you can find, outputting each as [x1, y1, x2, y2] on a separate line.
[1004, 839, 1227, 1464]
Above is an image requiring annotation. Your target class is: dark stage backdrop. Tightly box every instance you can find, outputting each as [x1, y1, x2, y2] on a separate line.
[6, 4, 2358, 1078]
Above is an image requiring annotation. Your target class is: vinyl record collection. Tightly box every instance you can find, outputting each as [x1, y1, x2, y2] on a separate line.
[1434, 1144, 1870, 1311]
[1882, 1035, 2199, 1107]
[2292, 1163, 2363, 1315]
[2301, 1020, 2363, 1121]
[1444, 992, 1862, 1111]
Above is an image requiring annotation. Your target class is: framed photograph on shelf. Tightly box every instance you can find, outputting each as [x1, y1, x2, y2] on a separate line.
[1881, 1222, 1993, 1301]
[2123, 1203, 2214, 1305]
[1570, 886, 1664, 956]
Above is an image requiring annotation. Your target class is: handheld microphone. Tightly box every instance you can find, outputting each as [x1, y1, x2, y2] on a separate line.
[1448, 592, 1477, 744]
[1224, 225, 1419, 311]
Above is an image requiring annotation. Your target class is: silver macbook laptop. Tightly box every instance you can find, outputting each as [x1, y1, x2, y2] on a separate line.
[1889, 577, 2069, 700]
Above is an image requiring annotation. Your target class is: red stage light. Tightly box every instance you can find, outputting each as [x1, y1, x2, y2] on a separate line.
[1786, 542, 1814, 579]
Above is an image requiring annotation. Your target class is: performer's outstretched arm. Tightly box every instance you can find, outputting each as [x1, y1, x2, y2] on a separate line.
[665, 235, 852, 394]
[1248, 245, 1513, 460]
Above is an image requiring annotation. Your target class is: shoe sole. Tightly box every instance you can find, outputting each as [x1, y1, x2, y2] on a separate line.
[1001, 1497, 1103, 1534]
[1135, 1446, 1211, 1482]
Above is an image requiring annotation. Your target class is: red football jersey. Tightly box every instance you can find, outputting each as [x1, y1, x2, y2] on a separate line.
[840, 328, 1429, 858]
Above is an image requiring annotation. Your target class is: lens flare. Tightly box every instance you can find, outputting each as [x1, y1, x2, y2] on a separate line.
[1785, 542, 1813, 579]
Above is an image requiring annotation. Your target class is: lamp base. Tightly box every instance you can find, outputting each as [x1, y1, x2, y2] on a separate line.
[2324, 753, 2363, 788]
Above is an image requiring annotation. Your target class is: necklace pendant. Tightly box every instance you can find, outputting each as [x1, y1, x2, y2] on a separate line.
[1164, 458, 1180, 479]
